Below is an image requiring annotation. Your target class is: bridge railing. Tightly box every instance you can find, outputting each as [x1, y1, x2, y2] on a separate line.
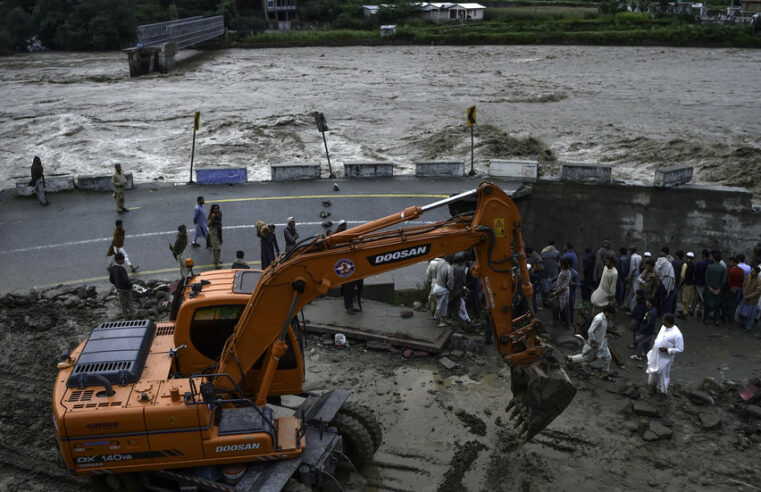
[137, 16, 225, 49]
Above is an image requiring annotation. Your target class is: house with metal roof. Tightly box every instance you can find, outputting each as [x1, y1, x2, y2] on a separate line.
[419, 2, 486, 22]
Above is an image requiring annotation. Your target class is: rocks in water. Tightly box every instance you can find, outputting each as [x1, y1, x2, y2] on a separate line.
[689, 390, 715, 406]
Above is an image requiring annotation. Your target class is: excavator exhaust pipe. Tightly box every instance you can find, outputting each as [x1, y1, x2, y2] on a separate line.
[506, 348, 576, 442]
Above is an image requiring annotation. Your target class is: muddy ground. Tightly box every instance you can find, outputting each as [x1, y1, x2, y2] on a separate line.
[2, 283, 761, 491]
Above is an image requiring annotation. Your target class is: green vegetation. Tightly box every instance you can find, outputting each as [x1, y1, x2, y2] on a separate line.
[0, 0, 758, 54]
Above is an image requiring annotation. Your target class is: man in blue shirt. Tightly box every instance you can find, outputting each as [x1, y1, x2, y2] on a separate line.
[191, 196, 208, 248]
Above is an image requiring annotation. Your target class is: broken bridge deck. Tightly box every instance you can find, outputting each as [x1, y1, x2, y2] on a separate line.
[301, 297, 453, 353]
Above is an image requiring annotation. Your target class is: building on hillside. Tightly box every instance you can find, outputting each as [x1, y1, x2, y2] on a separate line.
[263, 0, 299, 30]
[419, 3, 486, 22]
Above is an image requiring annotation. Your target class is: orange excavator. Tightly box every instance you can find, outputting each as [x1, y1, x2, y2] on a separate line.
[53, 182, 576, 491]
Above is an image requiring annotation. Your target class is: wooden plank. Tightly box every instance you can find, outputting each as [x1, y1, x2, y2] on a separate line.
[303, 322, 453, 353]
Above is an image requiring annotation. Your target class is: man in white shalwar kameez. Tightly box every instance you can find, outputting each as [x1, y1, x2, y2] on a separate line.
[646, 313, 684, 394]
[591, 256, 618, 313]
[567, 305, 615, 379]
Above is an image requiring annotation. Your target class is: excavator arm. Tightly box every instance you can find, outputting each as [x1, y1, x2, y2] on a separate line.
[205, 182, 575, 441]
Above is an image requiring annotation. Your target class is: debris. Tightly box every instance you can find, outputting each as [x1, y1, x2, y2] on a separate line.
[333, 183, 340, 191]
[689, 390, 715, 406]
[412, 301, 424, 310]
[321, 221, 333, 228]
[334, 333, 348, 348]
[643, 421, 672, 441]
[319, 210, 330, 218]
[450, 349, 464, 359]
[321, 200, 331, 207]
[439, 357, 457, 370]
[400, 310, 413, 318]
[632, 401, 660, 418]
[403, 349, 413, 358]
[366, 341, 390, 351]
[739, 385, 761, 402]
[698, 412, 721, 430]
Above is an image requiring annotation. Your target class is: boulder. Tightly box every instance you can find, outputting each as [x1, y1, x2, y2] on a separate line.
[745, 405, 761, 419]
[698, 412, 721, 430]
[439, 357, 457, 370]
[633, 402, 660, 418]
[643, 421, 673, 441]
[701, 377, 724, 393]
[689, 390, 715, 406]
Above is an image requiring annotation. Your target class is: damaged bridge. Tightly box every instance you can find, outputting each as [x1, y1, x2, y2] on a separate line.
[126, 16, 225, 76]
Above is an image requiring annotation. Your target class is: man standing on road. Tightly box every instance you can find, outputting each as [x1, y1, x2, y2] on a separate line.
[112, 164, 129, 213]
[169, 225, 188, 278]
[30, 156, 50, 207]
[655, 247, 676, 314]
[645, 313, 684, 395]
[207, 204, 223, 269]
[426, 257, 445, 315]
[567, 304, 615, 380]
[626, 246, 643, 311]
[284, 217, 299, 253]
[107, 220, 139, 273]
[108, 252, 134, 319]
[594, 240, 614, 285]
[191, 196, 208, 248]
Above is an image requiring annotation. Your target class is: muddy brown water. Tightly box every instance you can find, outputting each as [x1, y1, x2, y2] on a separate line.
[1, 46, 760, 197]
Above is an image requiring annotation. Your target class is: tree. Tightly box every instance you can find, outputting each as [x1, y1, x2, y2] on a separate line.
[6, 7, 35, 51]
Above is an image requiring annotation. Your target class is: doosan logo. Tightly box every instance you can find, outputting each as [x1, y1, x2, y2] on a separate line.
[216, 443, 261, 453]
[369, 244, 431, 266]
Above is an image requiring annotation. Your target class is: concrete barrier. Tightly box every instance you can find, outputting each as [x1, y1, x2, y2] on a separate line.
[16, 176, 75, 196]
[271, 163, 321, 181]
[560, 161, 611, 183]
[415, 161, 464, 177]
[344, 161, 393, 178]
[654, 165, 693, 187]
[196, 168, 247, 185]
[77, 173, 134, 191]
[489, 159, 538, 182]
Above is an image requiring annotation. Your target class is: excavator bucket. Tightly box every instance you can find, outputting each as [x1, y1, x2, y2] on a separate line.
[506, 350, 576, 442]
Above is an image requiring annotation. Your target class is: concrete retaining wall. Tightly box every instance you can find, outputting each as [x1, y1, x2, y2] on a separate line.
[271, 163, 320, 181]
[344, 161, 393, 178]
[16, 176, 75, 196]
[415, 161, 464, 177]
[654, 165, 693, 187]
[77, 173, 135, 191]
[196, 168, 247, 185]
[516, 180, 760, 256]
[489, 159, 538, 182]
[560, 161, 611, 183]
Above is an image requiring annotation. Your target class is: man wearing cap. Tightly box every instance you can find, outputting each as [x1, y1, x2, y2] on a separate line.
[107, 252, 134, 318]
[284, 217, 299, 253]
[679, 252, 697, 319]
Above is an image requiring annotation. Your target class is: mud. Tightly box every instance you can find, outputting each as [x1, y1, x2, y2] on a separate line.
[1, 47, 760, 200]
[2, 284, 761, 491]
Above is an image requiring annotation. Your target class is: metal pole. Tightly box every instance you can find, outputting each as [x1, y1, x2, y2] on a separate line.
[468, 125, 475, 176]
[322, 131, 335, 179]
[188, 128, 197, 184]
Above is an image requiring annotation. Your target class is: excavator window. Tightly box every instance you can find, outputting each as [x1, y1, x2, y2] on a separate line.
[189, 305, 245, 360]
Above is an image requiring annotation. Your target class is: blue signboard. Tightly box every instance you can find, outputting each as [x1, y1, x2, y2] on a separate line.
[196, 168, 248, 185]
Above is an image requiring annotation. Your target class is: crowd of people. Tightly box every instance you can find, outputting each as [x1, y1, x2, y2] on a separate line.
[528, 238, 761, 395]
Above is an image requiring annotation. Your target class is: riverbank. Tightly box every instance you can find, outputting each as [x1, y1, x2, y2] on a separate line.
[234, 13, 761, 49]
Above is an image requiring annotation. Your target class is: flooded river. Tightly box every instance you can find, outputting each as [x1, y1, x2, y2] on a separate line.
[0, 46, 759, 192]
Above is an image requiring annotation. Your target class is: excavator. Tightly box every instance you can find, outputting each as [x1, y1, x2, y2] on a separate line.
[53, 182, 576, 491]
